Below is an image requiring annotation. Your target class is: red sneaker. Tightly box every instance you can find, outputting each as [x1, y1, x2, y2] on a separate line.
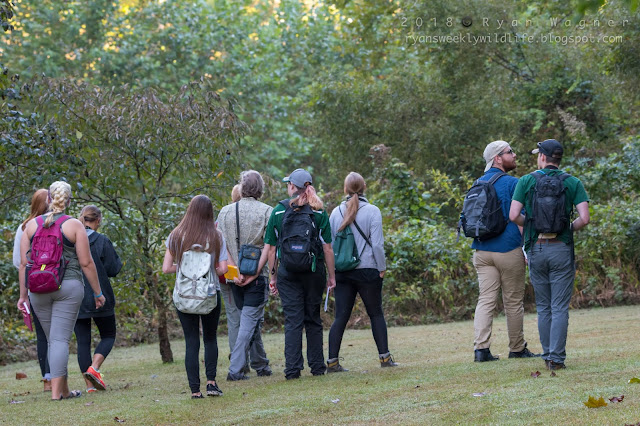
[84, 366, 106, 390]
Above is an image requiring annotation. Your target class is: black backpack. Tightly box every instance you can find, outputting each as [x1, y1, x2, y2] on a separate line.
[278, 200, 322, 273]
[458, 172, 507, 241]
[529, 171, 571, 234]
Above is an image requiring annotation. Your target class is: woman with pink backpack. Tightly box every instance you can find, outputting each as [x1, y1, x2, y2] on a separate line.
[17, 181, 105, 401]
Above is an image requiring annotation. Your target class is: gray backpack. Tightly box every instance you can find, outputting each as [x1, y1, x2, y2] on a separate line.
[173, 244, 217, 315]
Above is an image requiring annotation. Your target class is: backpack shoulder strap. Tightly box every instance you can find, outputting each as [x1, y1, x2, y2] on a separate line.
[558, 172, 571, 182]
[279, 199, 290, 209]
[54, 215, 72, 227]
[339, 203, 372, 248]
[352, 220, 372, 248]
[530, 170, 544, 181]
[487, 171, 506, 185]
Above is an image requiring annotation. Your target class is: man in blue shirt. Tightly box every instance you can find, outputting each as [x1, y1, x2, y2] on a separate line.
[472, 141, 539, 362]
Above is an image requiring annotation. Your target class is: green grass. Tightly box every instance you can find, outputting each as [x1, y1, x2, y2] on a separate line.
[1, 306, 640, 425]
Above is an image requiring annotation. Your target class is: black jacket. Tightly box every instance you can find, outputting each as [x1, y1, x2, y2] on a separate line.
[77, 230, 123, 319]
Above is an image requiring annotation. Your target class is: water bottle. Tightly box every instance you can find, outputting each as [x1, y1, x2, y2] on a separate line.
[208, 283, 216, 297]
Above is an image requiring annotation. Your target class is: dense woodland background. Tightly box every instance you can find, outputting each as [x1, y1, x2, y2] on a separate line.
[0, 0, 639, 364]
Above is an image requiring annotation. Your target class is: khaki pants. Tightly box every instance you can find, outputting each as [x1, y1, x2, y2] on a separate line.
[473, 248, 526, 352]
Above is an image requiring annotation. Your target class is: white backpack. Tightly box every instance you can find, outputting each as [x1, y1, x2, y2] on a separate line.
[173, 245, 217, 315]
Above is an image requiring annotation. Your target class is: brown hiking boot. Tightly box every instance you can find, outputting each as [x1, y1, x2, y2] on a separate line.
[326, 358, 348, 373]
[379, 353, 398, 367]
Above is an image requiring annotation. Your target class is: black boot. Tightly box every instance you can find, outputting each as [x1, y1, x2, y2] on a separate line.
[474, 348, 499, 362]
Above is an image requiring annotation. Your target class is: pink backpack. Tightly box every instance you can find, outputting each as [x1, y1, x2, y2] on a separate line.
[27, 215, 71, 293]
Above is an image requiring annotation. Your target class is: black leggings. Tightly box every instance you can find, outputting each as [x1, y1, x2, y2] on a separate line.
[74, 315, 117, 374]
[328, 268, 389, 359]
[177, 292, 221, 393]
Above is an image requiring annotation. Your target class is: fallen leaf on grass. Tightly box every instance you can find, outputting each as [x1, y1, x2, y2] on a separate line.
[472, 392, 485, 397]
[629, 377, 640, 384]
[609, 395, 624, 403]
[583, 396, 608, 408]
[551, 372, 556, 377]
[331, 399, 340, 404]
[14, 391, 30, 396]
[15, 372, 27, 380]
[9, 400, 25, 404]
[531, 371, 541, 378]
[85, 402, 94, 406]
[242, 392, 248, 398]
[114, 417, 126, 423]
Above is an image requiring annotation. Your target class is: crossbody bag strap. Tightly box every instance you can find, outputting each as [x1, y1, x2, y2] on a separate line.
[352, 219, 372, 248]
[235, 201, 241, 253]
[339, 204, 372, 248]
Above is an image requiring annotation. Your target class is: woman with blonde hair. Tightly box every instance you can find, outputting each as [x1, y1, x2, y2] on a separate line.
[258, 168, 336, 379]
[163, 194, 228, 398]
[326, 172, 396, 372]
[74, 205, 122, 393]
[17, 181, 105, 400]
[13, 189, 51, 391]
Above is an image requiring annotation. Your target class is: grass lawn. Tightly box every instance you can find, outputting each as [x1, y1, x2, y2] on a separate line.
[1, 305, 640, 425]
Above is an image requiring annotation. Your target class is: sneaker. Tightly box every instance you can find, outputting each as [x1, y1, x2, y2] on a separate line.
[226, 373, 249, 381]
[548, 360, 566, 370]
[327, 358, 349, 373]
[84, 366, 106, 390]
[474, 348, 499, 362]
[380, 353, 398, 367]
[206, 383, 223, 396]
[42, 379, 52, 392]
[509, 346, 541, 359]
[191, 393, 204, 399]
[256, 367, 273, 377]
[86, 387, 98, 393]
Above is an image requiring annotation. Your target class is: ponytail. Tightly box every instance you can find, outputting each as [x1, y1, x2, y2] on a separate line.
[290, 184, 323, 211]
[337, 172, 366, 232]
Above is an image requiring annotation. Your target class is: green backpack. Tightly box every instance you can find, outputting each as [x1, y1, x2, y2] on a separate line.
[333, 206, 371, 272]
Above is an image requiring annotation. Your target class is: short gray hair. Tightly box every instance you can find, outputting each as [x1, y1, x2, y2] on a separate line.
[240, 170, 264, 199]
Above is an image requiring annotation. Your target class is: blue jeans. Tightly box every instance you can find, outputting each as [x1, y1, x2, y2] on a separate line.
[528, 242, 575, 364]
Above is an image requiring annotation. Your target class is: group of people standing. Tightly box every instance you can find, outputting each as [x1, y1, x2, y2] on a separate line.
[469, 139, 589, 371]
[163, 169, 396, 397]
[15, 182, 121, 400]
[16, 169, 396, 400]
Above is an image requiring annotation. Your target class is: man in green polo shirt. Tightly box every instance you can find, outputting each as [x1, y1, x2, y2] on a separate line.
[509, 139, 590, 371]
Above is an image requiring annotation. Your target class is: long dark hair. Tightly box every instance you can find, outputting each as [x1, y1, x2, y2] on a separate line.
[337, 172, 366, 232]
[168, 195, 222, 265]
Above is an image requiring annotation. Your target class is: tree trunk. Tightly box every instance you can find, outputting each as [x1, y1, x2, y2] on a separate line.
[149, 267, 173, 363]
[156, 297, 173, 363]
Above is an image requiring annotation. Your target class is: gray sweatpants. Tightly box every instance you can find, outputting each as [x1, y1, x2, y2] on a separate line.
[29, 279, 84, 378]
